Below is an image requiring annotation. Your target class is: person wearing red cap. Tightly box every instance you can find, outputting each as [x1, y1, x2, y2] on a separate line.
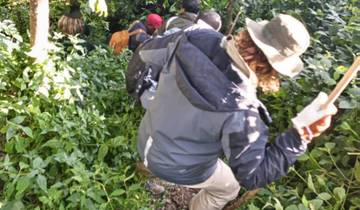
[128, 13, 163, 51]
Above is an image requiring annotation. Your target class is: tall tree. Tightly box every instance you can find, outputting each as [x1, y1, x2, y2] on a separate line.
[29, 0, 49, 61]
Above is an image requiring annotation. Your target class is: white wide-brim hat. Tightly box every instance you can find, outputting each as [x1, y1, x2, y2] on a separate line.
[246, 14, 310, 77]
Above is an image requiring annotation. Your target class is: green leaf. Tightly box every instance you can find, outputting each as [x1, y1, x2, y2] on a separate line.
[36, 175, 47, 192]
[16, 176, 31, 194]
[324, 143, 335, 151]
[21, 126, 33, 138]
[15, 138, 27, 153]
[285, 205, 298, 210]
[98, 144, 108, 161]
[317, 192, 332, 201]
[273, 198, 283, 210]
[339, 100, 356, 109]
[301, 195, 309, 207]
[307, 174, 316, 193]
[297, 204, 308, 210]
[42, 139, 61, 149]
[6, 127, 16, 140]
[0, 200, 25, 210]
[85, 198, 96, 210]
[11, 116, 26, 124]
[309, 199, 324, 209]
[316, 175, 326, 187]
[19, 162, 29, 170]
[110, 189, 125, 196]
[33, 157, 44, 169]
[248, 203, 260, 210]
[297, 154, 309, 162]
[5, 182, 15, 198]
[333, 187, 346, 201]
[355, 159, 360, 183]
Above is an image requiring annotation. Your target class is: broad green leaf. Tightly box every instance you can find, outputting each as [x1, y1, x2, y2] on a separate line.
[309, 199, 323, 209]
[307, 174, 316, 193]
[5, 182, 15, 198]
[317, 192, 332, 201]
[36, 175, 47, 192]
[297, 204, 308, 210]
[316, 175, 326, 187]
[16, 176, 31, 194]
[42, 139, 61, 149]
[297, 154, 309, 162]
[333, 187, 346, 201]
[11, 116, 25, 124]
[98, 144, 108, 161]
[0, 200, 25, 210]
[39, 196, 49, 204]
[6, 127, 16, 140]
[87, 189, 106, 203]
[111, 189, 125, 196]
[33, 157, 44, 169]
[85, 198, 96, 210]
[19, 162, 29, 170]
[15, 138, 27, 153]
[339, 100, 356, 109]
[21, 126, 33, 138]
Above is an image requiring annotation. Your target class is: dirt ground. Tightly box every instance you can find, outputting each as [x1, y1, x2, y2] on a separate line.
[146, 177, 199, 210]
[137, 163, 258, 210]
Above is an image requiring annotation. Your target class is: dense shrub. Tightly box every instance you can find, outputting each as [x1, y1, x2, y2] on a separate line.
[0, 0, 359, 209]
[0, 20, 149, 209]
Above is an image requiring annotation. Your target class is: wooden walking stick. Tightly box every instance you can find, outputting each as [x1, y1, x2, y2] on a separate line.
[223, 189, 261, 210]
[321, 56, 360, 110]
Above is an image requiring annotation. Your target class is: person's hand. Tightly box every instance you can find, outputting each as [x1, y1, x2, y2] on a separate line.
[296, 115, 334, 141]
[292, 92, 337, 141]
[88, 0, 108, 17]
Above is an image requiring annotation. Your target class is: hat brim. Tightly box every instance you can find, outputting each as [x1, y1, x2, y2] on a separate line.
[245, 18, 303, 78]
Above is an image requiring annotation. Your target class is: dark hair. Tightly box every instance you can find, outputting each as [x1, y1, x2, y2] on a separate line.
[197, 10, 222, 31]
[58, 3, 84, 35]
[182, 0, 201, 14]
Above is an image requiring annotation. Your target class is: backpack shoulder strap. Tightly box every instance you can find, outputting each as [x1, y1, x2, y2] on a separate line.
[165, 16, 178, 31]
[128, 20, 141, 30]
[128, 28, 145, 36]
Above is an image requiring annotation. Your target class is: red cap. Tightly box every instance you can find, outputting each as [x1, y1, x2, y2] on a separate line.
[146, 14, 163, 29]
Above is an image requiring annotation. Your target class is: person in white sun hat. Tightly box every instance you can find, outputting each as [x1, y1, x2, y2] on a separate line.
[245, 13, 311, 77]
[128, 13, 337, 210]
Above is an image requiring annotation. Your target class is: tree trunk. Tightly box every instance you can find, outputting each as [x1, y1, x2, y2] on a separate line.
[29, 0, 49, 61]
[225, 0, 234, 34]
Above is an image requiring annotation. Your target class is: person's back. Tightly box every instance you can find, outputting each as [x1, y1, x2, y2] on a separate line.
[130, 14, 338, 210]
[128, 14, 163, 51]
[127, 21, 148, 51]
[156, 0, 200, 35]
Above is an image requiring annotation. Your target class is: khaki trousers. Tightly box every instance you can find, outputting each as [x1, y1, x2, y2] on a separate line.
[185, 159, 240, 210]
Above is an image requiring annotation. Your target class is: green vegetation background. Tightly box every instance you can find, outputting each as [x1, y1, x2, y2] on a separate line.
[0, 0, 359, 209]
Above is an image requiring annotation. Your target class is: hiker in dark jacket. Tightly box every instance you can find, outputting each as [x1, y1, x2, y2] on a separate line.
[127, 14, 337, 210]
[156, 0, 200, 35]
[162, 10, 222, 36]
[128, 13, 163, 51]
